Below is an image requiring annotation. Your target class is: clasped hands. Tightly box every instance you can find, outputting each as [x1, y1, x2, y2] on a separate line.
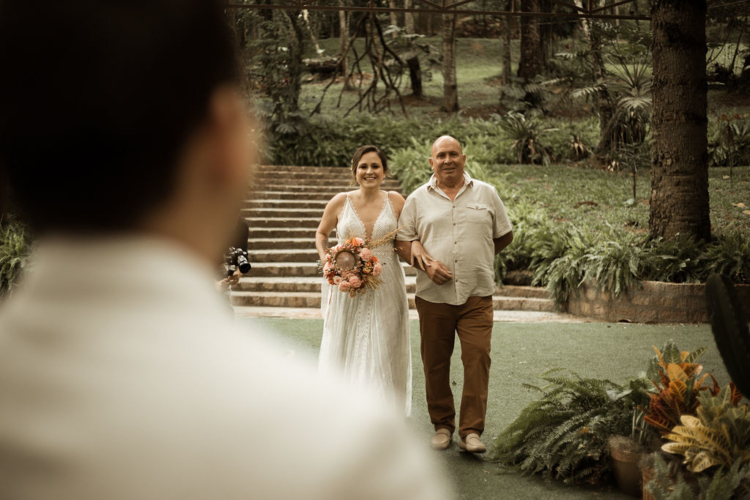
[410, 241, 452, 285]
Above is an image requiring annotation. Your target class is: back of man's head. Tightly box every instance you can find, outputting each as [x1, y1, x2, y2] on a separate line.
[0, 0, 238, 233]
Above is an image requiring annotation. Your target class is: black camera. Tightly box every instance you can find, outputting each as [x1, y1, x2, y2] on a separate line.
[225, 247, 251, 277]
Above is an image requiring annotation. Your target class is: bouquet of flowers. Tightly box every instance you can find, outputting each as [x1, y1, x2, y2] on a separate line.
[322, 236, 385, 297]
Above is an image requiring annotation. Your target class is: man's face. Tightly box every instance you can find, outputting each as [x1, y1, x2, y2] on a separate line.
[429, 137, 466, 187]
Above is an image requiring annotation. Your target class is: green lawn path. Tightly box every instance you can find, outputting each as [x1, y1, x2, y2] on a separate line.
[238, 317, 730, 500]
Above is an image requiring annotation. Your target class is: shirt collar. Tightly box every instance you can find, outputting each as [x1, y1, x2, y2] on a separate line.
[428, 170, 474, 191]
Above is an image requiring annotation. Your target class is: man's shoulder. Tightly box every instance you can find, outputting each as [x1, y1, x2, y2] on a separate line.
[405, 183, 432, 201]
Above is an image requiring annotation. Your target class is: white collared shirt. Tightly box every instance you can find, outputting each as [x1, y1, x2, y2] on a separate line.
[0, 235, 448, 500]
[398, 171, 512, 305]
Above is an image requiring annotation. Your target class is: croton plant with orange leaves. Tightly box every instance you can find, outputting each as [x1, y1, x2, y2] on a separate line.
[640, 343, 721, 436]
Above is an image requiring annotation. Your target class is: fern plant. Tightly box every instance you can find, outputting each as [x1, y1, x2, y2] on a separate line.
[489, 369, 648, 485]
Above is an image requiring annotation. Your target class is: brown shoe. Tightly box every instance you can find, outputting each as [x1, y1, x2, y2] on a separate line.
[430, 429, 452, 450]
[459, 433, 486, 454]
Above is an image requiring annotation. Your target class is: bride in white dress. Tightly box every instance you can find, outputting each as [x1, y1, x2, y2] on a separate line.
[315, 145, 412, 416]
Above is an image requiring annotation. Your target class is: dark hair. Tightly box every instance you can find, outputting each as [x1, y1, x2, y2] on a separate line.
[0, 0, 239, 232]
[349, 145, 389, 184]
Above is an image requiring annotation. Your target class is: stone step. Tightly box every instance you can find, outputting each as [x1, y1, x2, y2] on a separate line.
[231, 291, 556, 311]
[249, 182, 402, 193]
[255, 165, 348, 173]
[249, 262, 416, 277]
[243, 208, 324, 218]
[248, 191, 349, 201]
[235, 276, 419, 293]
[254, 171, 347, 180]
[249, 227, 319, 239]
[248, 249, 319, 263]
[245, 217, 320, 229]
[244, 199, 329, 209]
[498, 285, 549, 299]
[248, 238, 332, 250]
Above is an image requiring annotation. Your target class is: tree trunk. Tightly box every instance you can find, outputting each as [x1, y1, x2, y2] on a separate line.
[575, 0, 616, 155]
[339, 8, 352, 89]
[404, 0, 422, 98]
[442, 13, 459, 112]
[408, 57, 423, 97]
[502, 1, 513, 84]
[404, 0, 415, 34]
[517, 0, 542, 82]
[389, 0, 398, 37]
[284, 10, 306, 112]
[649, 0, 710, 241]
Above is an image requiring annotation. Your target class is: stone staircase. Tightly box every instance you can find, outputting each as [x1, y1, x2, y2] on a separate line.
[231, 165, 558, 317]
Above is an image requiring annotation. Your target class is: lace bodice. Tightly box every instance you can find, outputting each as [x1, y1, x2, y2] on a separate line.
[336, 193, 398, 260]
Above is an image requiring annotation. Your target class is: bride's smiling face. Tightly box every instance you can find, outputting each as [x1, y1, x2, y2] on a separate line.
[355, 152, 386, 188]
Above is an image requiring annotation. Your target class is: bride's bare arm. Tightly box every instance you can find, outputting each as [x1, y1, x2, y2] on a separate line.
[315, 193, 347, 261]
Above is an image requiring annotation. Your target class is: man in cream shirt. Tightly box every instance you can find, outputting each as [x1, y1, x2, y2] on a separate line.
[397, 136, 513, 455]
[0, 1, 447, 499]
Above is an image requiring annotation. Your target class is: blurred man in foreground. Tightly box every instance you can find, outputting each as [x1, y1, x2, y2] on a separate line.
[0, 1, 447, 499]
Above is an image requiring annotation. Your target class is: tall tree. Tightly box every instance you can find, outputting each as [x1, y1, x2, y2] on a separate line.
[404, 0, 415, 34]
[517, 0, 542, 82]
[339, 8, 352, 89]
[574, 1, 616, 155]
[442, 13, 459, 112]
[649, 0, 710, 241]
[502, 3, 513, 84]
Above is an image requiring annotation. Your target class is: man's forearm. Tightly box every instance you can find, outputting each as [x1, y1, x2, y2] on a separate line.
[394, 240, 412, 263]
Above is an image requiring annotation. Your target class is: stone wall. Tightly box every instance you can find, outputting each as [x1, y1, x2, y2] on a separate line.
[567, 280, 750, 324]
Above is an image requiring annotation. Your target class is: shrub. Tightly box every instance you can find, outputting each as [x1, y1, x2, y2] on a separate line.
[0, 218, 31, 297]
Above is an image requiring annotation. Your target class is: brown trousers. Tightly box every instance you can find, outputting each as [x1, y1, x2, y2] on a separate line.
[415, 295, 493, 438]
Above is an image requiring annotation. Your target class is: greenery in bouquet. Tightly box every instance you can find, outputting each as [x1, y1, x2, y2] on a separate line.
[489, 368, 650, 485]
[322, 237, 383, 297]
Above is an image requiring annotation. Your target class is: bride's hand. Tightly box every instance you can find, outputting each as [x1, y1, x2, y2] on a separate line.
[411, 240, 434, 271]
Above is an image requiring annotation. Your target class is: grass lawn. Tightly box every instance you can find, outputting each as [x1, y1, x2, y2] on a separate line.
[491, 163, 750, 237]
[238, 317, 731, 500]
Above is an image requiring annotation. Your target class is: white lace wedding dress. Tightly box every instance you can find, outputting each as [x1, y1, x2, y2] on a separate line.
[319, 192, 412, 416]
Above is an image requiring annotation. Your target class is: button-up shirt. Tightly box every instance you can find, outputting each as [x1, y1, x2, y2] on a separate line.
[397, 172, 512, 306]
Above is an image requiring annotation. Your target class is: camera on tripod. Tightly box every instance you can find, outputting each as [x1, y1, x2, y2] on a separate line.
[225, 247, 251, 277]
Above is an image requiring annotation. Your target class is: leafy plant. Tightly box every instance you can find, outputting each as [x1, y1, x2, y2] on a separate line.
[641, 342, 720, 436]
[704, 232, 750, 284]
[496, 112, 554, 166]
[489, 369, 648, 485]
[645, 453, 750, 500]
[661, 385, 750, 473]
[0, 218, 31, 297]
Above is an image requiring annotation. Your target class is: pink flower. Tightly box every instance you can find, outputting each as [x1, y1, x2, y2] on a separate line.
[359, 248, 373, 261]
[353, 237, 365, 246]
[325, 253, 332, 262]
[373, 262, 383, 277]
[339, 281, 351, 292]
[333, 276, 342, 285]
[348, 276, 362, 288]
[323, 262, 333, 273]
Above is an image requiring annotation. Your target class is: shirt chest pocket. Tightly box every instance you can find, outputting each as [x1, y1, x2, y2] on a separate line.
[465, 203, 492, 224]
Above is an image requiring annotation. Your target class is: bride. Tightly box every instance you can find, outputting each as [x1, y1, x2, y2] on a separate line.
[315, 145, 412, 416]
